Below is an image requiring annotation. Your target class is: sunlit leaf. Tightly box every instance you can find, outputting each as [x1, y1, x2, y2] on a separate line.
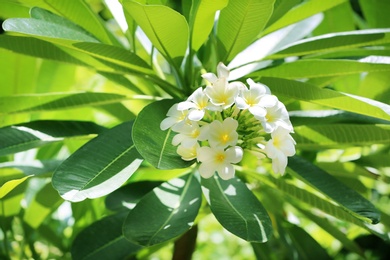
[259, 77, 390, 121]
[122, 0, 189, 65]
[0, 176, 30, 199]
[0, 120, 105, 156]
[132, 99, 195, 169]
[201, 175, 273, 243]
[217, 0, 274, 62]
[123, 173, 202, 246]
[288, 156, 380, 224]
[72, 212, 142, 260]
[52, 121, 143, 202]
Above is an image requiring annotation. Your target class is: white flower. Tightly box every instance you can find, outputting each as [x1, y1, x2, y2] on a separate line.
[160, 104, 189, 131]
[256, 95, 293, 133]
[263, 127, 296, 174]
[172, 122, 201, 148]
[177, 87, 220, 121]
[177, 143, 199, 161]
[197, 146, 243, 180]
[202, 62, 244, 109]
[235, 79, 269, 118]
[203, 117, 239, 149]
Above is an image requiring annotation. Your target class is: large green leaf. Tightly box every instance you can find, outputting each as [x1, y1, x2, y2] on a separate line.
[189, 0, 228, 51]
[0, 176, 30, 199]
[72, 212, 142, 260]
[294, 124, 390, 149]
[122, 0, 189, 65]
[0, 120, 106, 156]
[217, 0, 275, 62]
[262, 0, 347, 35]
[201, 175, 273, 243]
[123, 173, 202, 246]
[359, 0, 390, 28]
[250, 59, 390, 79]
[259, 77, 390, 121]
[132, 99, 195, 169]
[0, 92, 128, 114]
[2, 8, 99, 43]
[287, 156, 380, 224]
[52, 121, 143, 202]
[266, 29, 390, 59]
[0, 179, 28, 217]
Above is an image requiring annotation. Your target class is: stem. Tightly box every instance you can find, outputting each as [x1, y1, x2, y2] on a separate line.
[172, 225, 198, 260]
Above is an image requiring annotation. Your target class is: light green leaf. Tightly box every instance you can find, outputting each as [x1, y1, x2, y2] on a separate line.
[0, 160, 62, 176]
[359, 0, 390, 28]
[23, 182, 63, 228]
[288, 156, 380, 224]
[52, 121, 143, 202]
[201, 175, 273, 243]
[217, 0, 275, 62]
[72, 212, 142, 260]
[294, 124, 390, 149]
[189, 0, 228, 51]
[0, 120, 106, 156]
[132, 99, 195, 169]
[0, 176, 30, 199]
[0, 179, 28, 217]
[267, 29, 390, 59]
[265, 0, 302, 28]
[263, 0, 347, 35]
[0, 92, 128, 114]
[259, 77, 390, 121]
[250, 59, 390, 79]
[123, 174, 202, 246]
[122, 0, 189, 65]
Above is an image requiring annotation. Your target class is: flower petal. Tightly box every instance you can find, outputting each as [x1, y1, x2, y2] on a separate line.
[217, 164, 235, 180]
[201, 73, 218, 83]
[188, 109, 205, 121]
[225, 146, 243, 164]
[199, 162, 216, 178]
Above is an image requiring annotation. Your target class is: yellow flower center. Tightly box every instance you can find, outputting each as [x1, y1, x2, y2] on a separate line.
[220, 134, 229, 143]
[191, 128, 200, 138]
[215, 153, 226, 163]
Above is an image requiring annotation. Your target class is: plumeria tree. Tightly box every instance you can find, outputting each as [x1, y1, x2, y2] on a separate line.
[1, 0, 390, 259]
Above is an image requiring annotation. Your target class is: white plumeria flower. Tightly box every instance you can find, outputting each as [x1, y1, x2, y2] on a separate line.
[263, 127, 296, 175]
[203, 117, 239, 149]
[177, 143, 199, 161]
[172, 122, 201, 148]
[197, 146, 243, 180]
[160, 104, 189, 131]
[202, 62, 244, 109]
[256, 95, 293, 133]
[177, 87, 220, 121]
[235, 79, 270, 118]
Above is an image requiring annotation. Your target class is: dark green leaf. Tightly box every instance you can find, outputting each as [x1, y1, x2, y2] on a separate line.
[132, 99, 195, 169]
[72, 212, 142, 260]
[105, 181, 162, 211]
[288, 156, 380, 224]
[201, 175, 273, 243]
[123, 174, 202, 246]
[53, 121, 143, 202]
[0, 120, 106, 156]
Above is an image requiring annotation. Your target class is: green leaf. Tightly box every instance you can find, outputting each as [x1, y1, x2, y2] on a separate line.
[267, 29, 390, 59]
[0, 160, 62, 176]
[3, 12, 99, 43]
[0, 179, 28, 217]
[0, 176, 30, 199]
[52, 121, 143, 202]
[294, 124, 390, 149]
[132, 99, 195, 169]
[123, 173, 202, 246]
[0, 120, 106, 156]
[0, 92, 128, 114]
[250, 59, 390, 79]
[359, 0, 390, 28]
[189, 0, 228, 51]
[105, 181, 162, 211]
[0, 35, 86, 66]
[288, 156, 380, 224]
[122, 0, 189, 65]
[72, 212, 142, 260]
[263, 0, 347, 35]
[259, 77, 390, 121]
[265, 0, 302, 28]
[23, 182, 63, 228]
[217, 0, 275, 62]
[201, 175, 273, 243]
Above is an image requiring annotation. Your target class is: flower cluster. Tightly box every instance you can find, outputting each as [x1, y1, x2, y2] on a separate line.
[160, 62, 296, 180]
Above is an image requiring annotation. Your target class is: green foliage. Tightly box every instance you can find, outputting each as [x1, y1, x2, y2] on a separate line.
[1, 0, 390, 259]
